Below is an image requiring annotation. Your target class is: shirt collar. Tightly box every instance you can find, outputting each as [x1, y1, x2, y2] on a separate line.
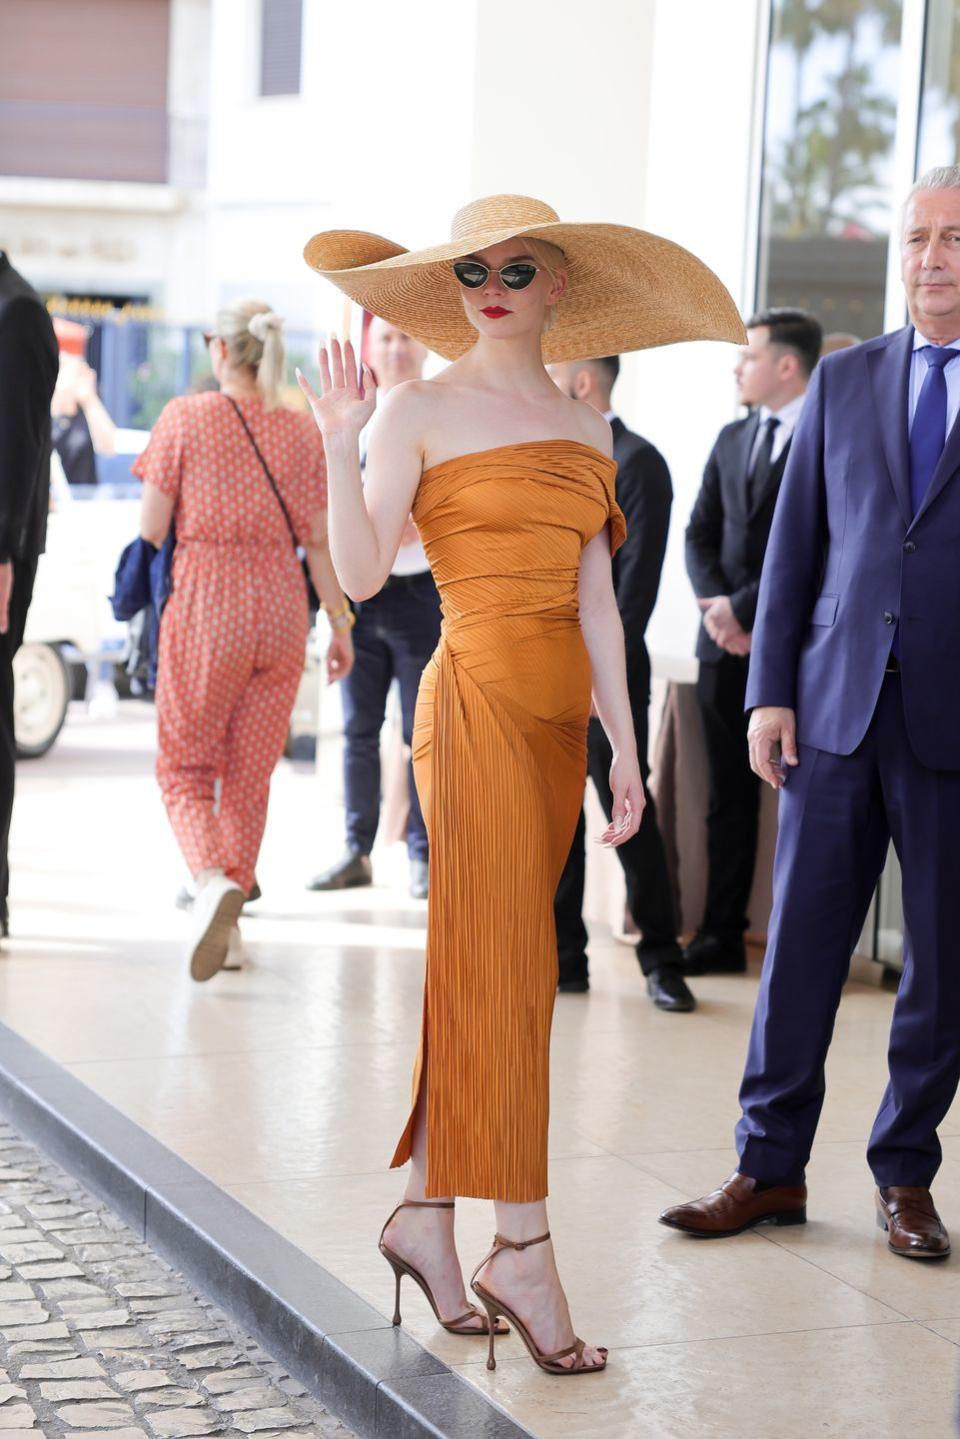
[603, 409, 617, 424]
[913, 329, 960, 353]
[758, 392, 805, 433]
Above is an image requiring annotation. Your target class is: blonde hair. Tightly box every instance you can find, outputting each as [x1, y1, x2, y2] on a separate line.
[526, 238, 566, 335]
[215, 297, 286, 409]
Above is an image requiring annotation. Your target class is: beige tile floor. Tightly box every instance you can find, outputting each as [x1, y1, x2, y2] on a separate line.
[5, 703, 960, 1438]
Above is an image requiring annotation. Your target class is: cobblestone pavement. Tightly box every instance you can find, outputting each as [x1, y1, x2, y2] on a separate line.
[0, 1117, 355, 1438]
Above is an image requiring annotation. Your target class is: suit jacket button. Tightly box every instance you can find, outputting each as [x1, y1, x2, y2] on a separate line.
[883, 611, 895, 624]
[904, 540, 917, 553]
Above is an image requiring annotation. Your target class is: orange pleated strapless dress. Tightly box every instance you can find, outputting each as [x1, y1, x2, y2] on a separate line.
[390, 441, 626, 1202]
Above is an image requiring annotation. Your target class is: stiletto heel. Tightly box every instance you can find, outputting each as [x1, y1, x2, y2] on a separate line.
[389, 1258, 403, 1325]
[477, 1295, 499, 1370]
[470, 1231, 608, 1377]
[378, 1200, 509, 1338]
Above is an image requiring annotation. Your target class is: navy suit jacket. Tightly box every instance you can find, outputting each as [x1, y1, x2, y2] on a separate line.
[745, 325, 960, 770]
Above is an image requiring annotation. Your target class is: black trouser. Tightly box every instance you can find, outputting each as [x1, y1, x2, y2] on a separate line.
[340, 570, 442, 863]
[0, 558, 38, 919]
[555, 678, 681, 980]
[695, 653, 759, 940]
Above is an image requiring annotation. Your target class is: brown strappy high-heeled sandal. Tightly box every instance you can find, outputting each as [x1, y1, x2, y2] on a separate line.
[470, 1231, 608, 1375]
[379, 1200, 509, 1337]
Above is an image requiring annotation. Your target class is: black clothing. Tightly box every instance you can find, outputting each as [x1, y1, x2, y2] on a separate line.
[0, 557, 38, 917]
[52, 410, 98, 487]
[340, 569, 441, 863]
[0, 255, 58, 920]
[685, 411, 791, 664]
[0, 254, 58, 562]
[555, 416, 681, 982]
[684, 409, 793, 935]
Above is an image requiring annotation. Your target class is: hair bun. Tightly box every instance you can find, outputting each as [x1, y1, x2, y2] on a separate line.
[248, 310, 285, 342]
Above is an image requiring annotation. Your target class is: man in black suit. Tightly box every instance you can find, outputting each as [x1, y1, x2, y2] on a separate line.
[550, 356, 694, 1012]
[0, 253, 59, 935]
[683, 308, 822, 976]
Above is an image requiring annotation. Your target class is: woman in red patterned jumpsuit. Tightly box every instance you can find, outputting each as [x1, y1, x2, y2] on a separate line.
[135, 299, 354, 981]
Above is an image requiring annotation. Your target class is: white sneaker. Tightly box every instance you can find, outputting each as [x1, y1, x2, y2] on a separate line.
[222, 924, 244, 972]
[187, 874, 244, 982]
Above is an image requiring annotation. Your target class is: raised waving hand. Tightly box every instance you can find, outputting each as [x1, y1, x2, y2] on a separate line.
[296, 337, 377, 441]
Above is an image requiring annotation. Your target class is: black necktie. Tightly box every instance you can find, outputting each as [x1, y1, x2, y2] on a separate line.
[747, 415, 779, 509]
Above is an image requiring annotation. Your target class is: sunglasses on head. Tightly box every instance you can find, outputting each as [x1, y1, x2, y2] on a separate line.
[452, 260, 541, 291]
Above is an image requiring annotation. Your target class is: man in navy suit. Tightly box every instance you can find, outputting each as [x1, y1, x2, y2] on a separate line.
[660, 166, 960, 1259]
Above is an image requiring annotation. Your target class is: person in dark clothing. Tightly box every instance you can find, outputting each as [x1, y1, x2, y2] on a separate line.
[49, 326, 117, 487]
[683, 308, 822, 975]
[550, 356, 694, 1011]
[0, 253, 59, 935]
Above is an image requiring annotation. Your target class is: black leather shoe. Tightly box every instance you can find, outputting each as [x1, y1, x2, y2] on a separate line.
[682, 931, 747, 975]
[409, 859, 429, 899]
[558, 960, 589, 994]
[646, 967, 696, 1012]
[307, 852, 373, 892]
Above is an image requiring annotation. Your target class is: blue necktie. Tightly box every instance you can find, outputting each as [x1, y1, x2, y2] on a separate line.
[909, 345, 959, 515]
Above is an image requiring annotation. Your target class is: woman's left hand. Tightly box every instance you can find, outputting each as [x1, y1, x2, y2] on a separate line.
[325, 629, 354, 684]
[598, 753, 645, 848]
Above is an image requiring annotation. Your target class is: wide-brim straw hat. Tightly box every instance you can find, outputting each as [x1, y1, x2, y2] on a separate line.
[303, 194, 745, 362]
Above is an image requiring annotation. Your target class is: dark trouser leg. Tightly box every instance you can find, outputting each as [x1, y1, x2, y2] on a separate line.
[696, 655, 759, 938]
[385, 573, 442, 864]
[867, 678, 960, 1187]
[554, 807, 589, 980]
[586, 715, 682, 975]
[339, 606, 392, 857]
[736, 721, 889, 1185]
[0, 560, 37, 919]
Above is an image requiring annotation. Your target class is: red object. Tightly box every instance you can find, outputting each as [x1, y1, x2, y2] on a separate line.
[53, 316, 88, 356]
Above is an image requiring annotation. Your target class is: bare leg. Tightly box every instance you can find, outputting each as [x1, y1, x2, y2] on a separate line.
[381, 1065, 484, 1329]
[475, 1199, 605, 1369]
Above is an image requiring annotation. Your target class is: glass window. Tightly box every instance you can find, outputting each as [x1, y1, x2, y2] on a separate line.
[757, 1, 904, 341]
[917, 0, 960, 176]
[260, 0, 303, 98]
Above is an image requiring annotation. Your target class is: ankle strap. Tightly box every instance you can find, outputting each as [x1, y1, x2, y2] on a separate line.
[378, 1199, 454, 1248]
[469, 1231, 551, 1290]
[493, 1231, 550, 1251]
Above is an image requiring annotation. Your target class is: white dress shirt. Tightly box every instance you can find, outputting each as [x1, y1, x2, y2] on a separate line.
[909, 330, 960, 435]
[748, 391, 806, 471]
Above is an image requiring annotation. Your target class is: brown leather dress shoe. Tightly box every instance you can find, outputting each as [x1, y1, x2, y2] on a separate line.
[876, 1187, 950, 1260]
[659, 1172, 807, 1238]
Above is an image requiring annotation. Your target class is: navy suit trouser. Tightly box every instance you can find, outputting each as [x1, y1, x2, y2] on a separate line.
[737, 673, 960, 1189]
[340, 571, 442, 864]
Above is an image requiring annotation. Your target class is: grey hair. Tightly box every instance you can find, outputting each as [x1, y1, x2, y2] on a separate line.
[902, 165, 960, 231]
[215, 297, 286, 409]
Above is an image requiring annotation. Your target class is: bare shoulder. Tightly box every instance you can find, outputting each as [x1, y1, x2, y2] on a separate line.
[564, 396, 613, 458]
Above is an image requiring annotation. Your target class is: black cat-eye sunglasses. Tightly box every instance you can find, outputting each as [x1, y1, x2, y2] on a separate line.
[452, 261, 541, 291]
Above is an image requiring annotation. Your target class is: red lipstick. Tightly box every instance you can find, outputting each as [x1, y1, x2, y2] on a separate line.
[481, 306, 510, 318]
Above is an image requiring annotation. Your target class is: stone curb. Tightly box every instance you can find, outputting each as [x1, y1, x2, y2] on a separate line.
[0, 1022, 534, 1439]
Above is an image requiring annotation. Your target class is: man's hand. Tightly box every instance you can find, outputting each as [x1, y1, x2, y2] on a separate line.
[698, 595, 749, 652]
[747, 705, 798, 789]
[0, 562, 13, 636]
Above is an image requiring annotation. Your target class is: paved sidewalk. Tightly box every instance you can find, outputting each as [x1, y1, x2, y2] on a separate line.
[0, 1115, 354, 1438]
[5, 701, 960, 1438]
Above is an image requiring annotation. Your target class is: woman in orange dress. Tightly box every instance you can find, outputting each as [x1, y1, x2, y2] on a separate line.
[136, 298, 354, 982]
[299, 198, 742, 1373]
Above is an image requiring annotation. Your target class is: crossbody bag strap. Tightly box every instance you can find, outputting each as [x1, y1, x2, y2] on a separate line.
[224, 395, 299, 553]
